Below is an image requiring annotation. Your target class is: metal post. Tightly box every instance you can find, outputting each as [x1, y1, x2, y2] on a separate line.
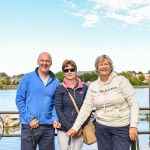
[149, 79, 150, 147]
[149, 79, 150, 113]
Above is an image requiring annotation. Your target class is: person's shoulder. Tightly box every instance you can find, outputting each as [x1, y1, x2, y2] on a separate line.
[56, 84, 65, 93]
[90, 80, 98, 85]
[19, 71, 36, 84]
[54, 77, 60, 83]
[115, 75, 131, 88]
[88, 80, 99, 90]
[22, 71, 35, 79]
[82, 82, 88, 88]
[115, 75, 128, 82]
[56, 82, 65, 88]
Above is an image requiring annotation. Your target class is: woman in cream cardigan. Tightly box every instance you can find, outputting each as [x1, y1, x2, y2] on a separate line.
[67, 54, 139, 150]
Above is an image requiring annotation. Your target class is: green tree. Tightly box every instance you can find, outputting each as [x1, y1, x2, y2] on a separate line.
[0, 72, 8, 77]
[2, 76, 11, 85]
[129, 76, 141, 86]
[90, 71, 98, 81]
[118, 71, 144, 86]
[77, 74, 84, 82]
[83, 73, 91, 83]
[138, 74, 145, 81]
[118, 71, 132, 79]
[13, 74, 24, 78]
[0, 83, 3, 89]
[55, 71, 64, 83]
[138, 71, 143, 74]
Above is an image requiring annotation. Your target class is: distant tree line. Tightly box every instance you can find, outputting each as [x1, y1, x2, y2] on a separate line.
[118, 71, 148, 86]
[0, 72, 24, 88]
[55, 70, 150, 86]
[0, 70, 150, 88]
[55, 71, 99, 83]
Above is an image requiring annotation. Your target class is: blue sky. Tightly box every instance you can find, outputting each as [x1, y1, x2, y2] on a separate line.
[0, 0, 150, 76]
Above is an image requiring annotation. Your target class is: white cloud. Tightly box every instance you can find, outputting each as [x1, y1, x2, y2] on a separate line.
[62, 0, 150, 28]
[63, 0, 77, 9]
[82, 14, 100, 26]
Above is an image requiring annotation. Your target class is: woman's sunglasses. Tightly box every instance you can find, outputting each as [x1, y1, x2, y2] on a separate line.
[63, 68, 76, 73]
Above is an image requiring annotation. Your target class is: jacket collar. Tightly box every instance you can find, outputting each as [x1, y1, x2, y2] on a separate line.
[63, 77, 83, 89]
[35, 67, 55, 78]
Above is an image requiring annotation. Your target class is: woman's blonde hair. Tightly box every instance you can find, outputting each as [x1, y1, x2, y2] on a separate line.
[95, 54, 114, 73]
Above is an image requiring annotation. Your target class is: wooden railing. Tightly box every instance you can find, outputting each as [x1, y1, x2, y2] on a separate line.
[0, 108, 150, 150]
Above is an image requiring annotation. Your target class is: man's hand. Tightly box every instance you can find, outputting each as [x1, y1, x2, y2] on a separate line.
[53, 120, 61, 128]
[29, 119, 39, 128]
[129, 127, 138, 141]
[67, 128, 77, 137]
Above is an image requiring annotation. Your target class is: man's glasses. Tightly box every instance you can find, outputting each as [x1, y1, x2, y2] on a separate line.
[63, 68, 76, 73]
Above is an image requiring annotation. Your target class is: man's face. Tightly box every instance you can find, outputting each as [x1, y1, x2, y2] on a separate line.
[37, 53, 51, 74]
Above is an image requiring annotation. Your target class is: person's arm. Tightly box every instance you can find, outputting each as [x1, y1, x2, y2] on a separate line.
[67, 86, 94, 136]
[121, 77, 139, 140]
[121, 77, 139, 128]
[51, 80, 61, 127]
[15, 75, 35, 124]
[51, 103, 59, 122]
[55, 86, 73, 131]
[51, 103, 61, 128]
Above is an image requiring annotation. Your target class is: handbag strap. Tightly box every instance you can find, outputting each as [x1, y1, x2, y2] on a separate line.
[62, 83, 79, 113]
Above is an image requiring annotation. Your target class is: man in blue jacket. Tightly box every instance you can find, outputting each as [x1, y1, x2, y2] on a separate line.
[16, 52, 60, 150]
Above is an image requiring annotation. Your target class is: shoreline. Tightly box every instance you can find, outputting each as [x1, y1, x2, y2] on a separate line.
[0, 85, 149, 90]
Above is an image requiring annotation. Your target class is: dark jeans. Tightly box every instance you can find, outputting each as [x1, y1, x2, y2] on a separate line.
[21, 124, 55, 150]
[95, 122, 131, 150]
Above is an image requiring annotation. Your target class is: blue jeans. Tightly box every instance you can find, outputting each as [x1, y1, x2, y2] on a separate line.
[21, 125, 55, 150]
[95, 122, 131, 150]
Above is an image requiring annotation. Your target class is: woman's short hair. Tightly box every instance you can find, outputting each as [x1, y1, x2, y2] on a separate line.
[95, 54, 114, 73]
[62, 59, 77, 71]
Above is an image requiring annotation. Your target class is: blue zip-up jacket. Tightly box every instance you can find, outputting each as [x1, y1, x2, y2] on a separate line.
[16, 68, 60, 124]
[55, 78, 88, 131]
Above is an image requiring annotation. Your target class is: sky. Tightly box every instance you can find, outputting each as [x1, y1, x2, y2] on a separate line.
[0, 0, 150, 76]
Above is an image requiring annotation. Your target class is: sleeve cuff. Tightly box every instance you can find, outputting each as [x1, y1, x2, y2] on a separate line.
[26, 116, 35, 124]
[130, 122, 138, 128]
[72, 125, 80, 132]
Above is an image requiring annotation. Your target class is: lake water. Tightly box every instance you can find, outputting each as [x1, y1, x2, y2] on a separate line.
[0, 88, 150, 150]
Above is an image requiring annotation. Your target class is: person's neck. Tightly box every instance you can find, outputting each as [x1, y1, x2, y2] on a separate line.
[67, 79, 77, 88]
[100, 75, 109, 83]
[38, 70, 49, 78]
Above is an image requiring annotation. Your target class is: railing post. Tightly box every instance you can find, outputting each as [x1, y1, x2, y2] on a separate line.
[149, 78, 150, 148]
[149, 78, 150, 114]
[148, 75, 150, 117]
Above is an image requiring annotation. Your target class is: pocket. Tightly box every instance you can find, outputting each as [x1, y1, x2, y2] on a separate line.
[97, 109, 120, 121]
[104, 109, 120, 119]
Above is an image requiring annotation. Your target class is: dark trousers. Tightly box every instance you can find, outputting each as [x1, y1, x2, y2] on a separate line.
[95, 122, 131, 150]
[21, 125, 55, 150]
